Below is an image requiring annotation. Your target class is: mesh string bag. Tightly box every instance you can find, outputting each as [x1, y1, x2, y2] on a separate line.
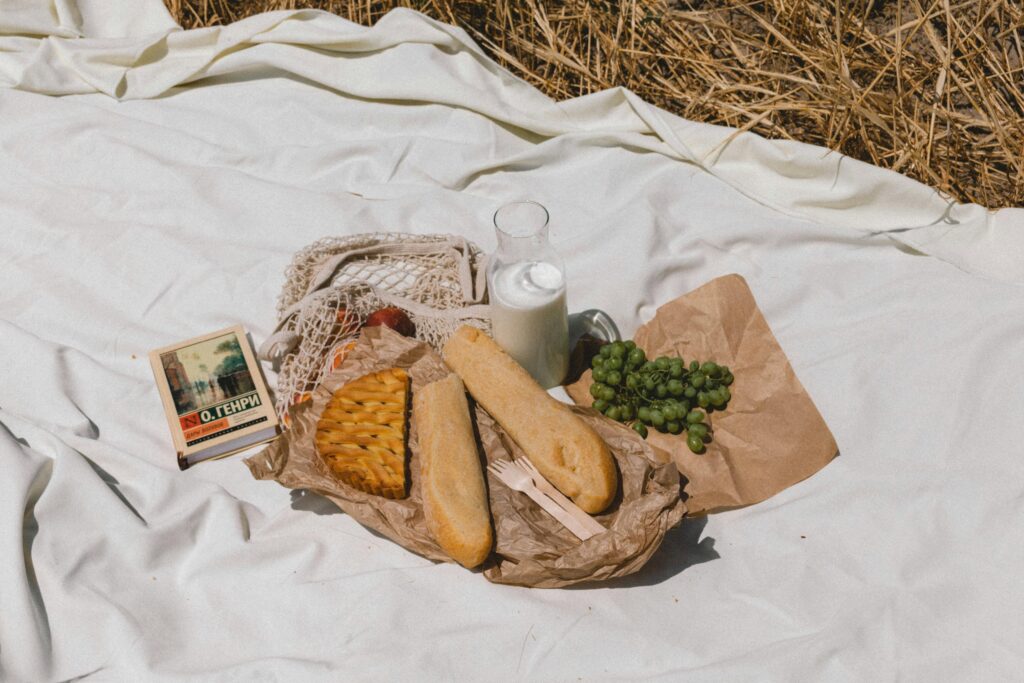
[259, 233, 491, 421]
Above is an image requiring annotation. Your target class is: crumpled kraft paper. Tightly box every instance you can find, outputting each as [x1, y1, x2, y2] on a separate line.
[567, 274, 838, 515]
[245, 326, 685, 588]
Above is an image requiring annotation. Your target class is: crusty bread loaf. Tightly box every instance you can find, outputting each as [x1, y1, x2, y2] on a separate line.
[443, 326, 617, 514]
[414, 373, 493, 568]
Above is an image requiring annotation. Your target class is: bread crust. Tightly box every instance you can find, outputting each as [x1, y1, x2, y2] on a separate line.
[415, 373, 493, 568]
[443, 326, 617, 514]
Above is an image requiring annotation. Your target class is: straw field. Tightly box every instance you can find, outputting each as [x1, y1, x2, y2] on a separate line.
[165, 1, 1024, 208]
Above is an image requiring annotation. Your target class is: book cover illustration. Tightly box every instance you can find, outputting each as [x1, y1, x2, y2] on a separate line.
[150, 325, 279, 469]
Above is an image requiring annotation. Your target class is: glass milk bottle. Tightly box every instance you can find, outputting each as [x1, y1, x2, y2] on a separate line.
[487, 201, 570, 388]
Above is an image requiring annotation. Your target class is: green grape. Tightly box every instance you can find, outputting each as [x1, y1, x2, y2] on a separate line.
[597, 351, 736, 448]
[624, 340, 636, 350]
[687, 434, 705, 453]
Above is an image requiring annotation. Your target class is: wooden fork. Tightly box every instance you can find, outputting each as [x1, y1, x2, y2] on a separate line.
[487, 460, 597, 541]
[517, 456, 606, 537]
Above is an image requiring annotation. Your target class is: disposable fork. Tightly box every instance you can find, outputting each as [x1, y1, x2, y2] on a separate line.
[517, 456, 606, 537]
[487, 460, 597, 541]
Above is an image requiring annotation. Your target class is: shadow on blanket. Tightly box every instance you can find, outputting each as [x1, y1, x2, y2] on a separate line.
[564, 515, 718, 590]
[289, 488, 392, 544]
[288, 488, 717, 587]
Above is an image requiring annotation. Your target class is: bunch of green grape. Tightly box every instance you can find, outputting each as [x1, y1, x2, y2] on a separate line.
[588, 340, 734, 453]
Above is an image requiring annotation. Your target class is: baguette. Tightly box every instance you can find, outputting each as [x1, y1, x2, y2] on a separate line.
[443, 326, 617, 514]
[414, 373, 493, 568]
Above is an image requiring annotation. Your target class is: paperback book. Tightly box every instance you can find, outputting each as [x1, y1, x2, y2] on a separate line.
[149, 325, 280, 470]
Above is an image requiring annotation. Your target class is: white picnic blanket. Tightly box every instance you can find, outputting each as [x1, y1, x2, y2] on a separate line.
[1, 1, 1022, 680]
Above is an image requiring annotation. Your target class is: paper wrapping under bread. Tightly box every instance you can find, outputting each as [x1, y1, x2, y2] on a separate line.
[245, 326, 685, 588]
[566, 274, 838, 515]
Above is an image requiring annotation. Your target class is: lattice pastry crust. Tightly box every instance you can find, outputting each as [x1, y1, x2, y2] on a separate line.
[315, 368, 410, 499]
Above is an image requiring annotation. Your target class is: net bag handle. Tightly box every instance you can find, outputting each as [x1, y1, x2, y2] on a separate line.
[259, 235, 489, 364]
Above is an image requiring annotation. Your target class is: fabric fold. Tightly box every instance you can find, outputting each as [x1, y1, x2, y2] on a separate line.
[1, 3, 1019, 282]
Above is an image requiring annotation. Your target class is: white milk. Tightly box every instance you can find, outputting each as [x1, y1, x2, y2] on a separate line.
[489, 260, 569, 388]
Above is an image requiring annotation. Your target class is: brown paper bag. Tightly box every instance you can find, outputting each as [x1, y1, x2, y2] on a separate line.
[245, 326, 685, 588]
[566, 274, 837, 514]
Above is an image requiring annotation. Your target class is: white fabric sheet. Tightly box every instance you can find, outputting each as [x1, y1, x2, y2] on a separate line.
[1, 2, 1023, 680]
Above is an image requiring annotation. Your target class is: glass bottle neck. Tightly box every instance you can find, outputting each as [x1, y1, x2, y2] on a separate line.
[495, 227, 551, 262]
[492, 200, 553, 264]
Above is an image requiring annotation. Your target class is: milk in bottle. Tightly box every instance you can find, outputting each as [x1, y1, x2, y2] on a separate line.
[487, 201, 569, 388]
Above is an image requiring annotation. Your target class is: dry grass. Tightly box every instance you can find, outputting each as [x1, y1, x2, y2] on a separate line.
[165, 0, 1024, 208]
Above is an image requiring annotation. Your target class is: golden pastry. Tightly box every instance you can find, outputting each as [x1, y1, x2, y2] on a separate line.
[315, 367, 410, 499]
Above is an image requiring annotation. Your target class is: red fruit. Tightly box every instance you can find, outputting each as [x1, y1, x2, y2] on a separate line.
[365, 307, 415, 337]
